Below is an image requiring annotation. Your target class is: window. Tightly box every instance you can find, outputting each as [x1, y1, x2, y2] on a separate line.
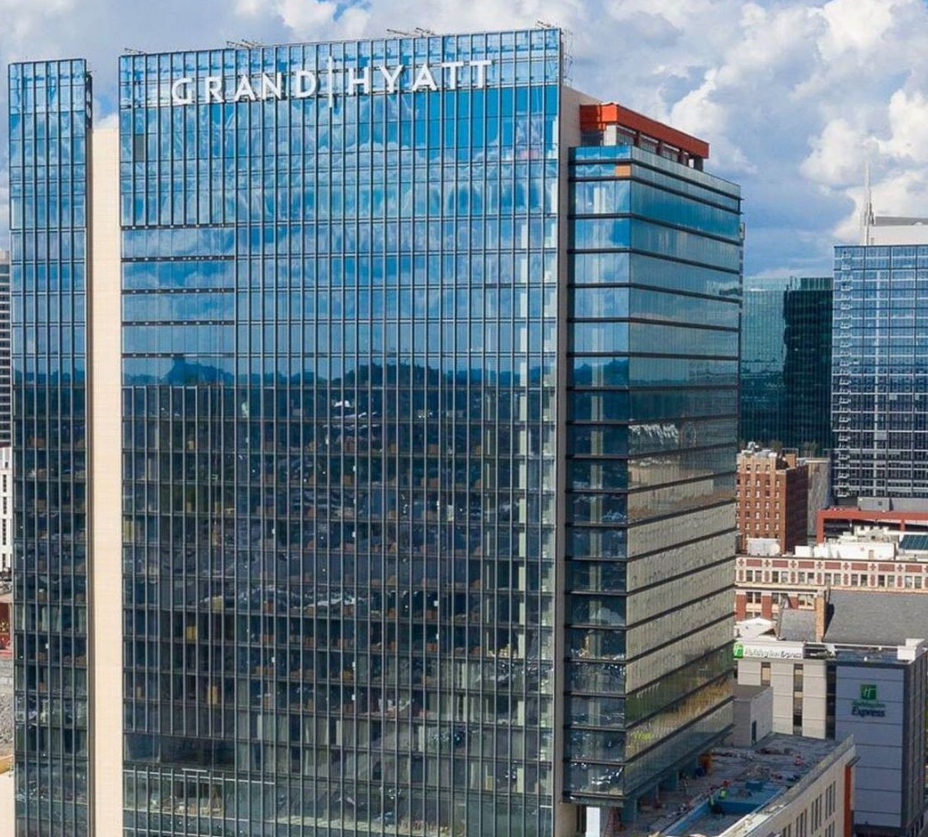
[811, 795, 822, 831]
[793, 665, 804, 734]
[796, 810, 807, 837]
[761, 662, 771, 686]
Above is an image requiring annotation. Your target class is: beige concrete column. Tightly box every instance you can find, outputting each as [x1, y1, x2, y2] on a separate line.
[88, 126, 123, 836]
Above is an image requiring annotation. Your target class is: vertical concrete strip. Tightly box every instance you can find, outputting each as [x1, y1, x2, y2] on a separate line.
[89, 126, 123, 834]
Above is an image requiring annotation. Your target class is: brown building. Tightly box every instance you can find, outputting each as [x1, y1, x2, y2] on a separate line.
[736, 447, 809, 554]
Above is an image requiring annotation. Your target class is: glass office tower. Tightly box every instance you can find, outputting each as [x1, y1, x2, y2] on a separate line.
[740, 277, 833, 455]
[0, 248, 12, 448]
[9, 59, 92, 836]
[119, 32, 562, 837]
[564, 145, 741, 809]
[10, 30, 742, 837]
[783, 277, 833, 456]
[740, 279, 789, 446]
[833, 244, 928, 499]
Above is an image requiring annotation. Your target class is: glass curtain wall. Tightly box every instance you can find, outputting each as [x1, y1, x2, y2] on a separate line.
[119, 31, 561, 837]
[834, 245, 928, 499]
[783, 277, 833, 457]
[564, 145, 740, 805]
[0, 252, 12, 448]
[740, 280, 789, 448]
[9, 59, 92, 837]
[741, 277, 833, 456]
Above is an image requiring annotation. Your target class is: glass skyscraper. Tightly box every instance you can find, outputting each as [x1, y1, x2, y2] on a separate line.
[0, 248, 11, 448]
[10, 31, 741, 837]
[740, 277, 833, 456]
[9, 58, 91, 837]
[833, 242, 928, 500]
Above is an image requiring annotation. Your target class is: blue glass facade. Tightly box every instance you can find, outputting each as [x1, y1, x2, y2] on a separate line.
[10, 30, 743, 836]
[565, 146, 740, 804]
[118, 32, 561, 837]
[0, 249, 12, 449]
[834, 246, 928, 499]
[9, 59, 91, 837]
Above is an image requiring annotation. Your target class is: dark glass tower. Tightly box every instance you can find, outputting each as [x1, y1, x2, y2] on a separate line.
[739, 279, 788, 446]
[740, 277, 833, 455]
[783, 277, 834, 457]
[10, 31, 742, 836]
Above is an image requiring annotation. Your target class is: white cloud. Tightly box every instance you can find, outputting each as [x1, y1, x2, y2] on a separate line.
[0, 0, 75, 59]
[801, 118, 872, 187]
[0, 0, 925, 273]
[818, 0, 905, 60]
[233, 0, 588, 42]
[881, 88, 928, 164]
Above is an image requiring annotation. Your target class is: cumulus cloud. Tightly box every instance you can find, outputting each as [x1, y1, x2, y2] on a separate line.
[0, 0, 926, 275]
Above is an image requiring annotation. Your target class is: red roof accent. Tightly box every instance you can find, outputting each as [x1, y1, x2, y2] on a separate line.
[817, 507, 928, 542]
[580, 102, 710, 159]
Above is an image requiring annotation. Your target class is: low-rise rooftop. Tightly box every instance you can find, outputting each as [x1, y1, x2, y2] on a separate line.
[629, 734, 852, 837]
[824, 590, 928, 646]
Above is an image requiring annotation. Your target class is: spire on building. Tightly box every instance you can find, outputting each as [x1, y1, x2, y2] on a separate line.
[861, 162, 875, 245]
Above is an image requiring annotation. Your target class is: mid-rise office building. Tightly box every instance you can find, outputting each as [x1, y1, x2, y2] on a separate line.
[740, 276, 833, 456]
[736, 447, 809, 554]
[833, 215, 928, 500]
[9, 31, 742, 836]
[736, 597, 928, 837]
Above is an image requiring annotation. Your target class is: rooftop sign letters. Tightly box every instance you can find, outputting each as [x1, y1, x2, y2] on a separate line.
[733, 641, 805, 661]
[170, 59, 494, 108]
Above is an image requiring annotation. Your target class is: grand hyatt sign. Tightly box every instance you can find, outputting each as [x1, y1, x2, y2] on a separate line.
[170, 59, 494, 107]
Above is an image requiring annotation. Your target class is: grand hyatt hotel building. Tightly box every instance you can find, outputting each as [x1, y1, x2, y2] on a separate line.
[9, 29, 741, 837]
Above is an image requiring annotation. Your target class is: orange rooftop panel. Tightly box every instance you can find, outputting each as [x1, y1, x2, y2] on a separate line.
[580, 102, 710, 160]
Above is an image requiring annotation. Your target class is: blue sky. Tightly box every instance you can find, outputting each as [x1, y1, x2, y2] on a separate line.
[2, 0, 926, 276]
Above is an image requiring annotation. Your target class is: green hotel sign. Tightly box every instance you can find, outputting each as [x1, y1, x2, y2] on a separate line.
[852, 683, 886, 718]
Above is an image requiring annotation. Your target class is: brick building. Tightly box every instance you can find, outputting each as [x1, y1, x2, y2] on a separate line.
[736, 446, 809, 554]
[735, 528, 928, 620]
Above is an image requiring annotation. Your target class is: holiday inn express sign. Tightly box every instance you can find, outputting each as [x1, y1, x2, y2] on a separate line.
[170, 59, 494, 107]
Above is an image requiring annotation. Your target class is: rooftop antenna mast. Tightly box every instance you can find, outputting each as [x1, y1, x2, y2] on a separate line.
[861, 160, 875, 245]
